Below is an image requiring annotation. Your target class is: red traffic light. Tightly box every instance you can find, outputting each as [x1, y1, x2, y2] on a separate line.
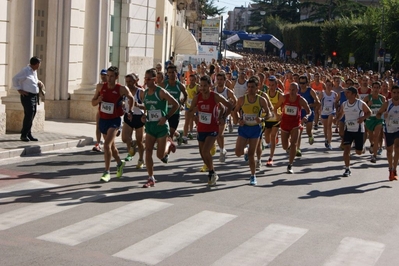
[332, 51, 337, 57]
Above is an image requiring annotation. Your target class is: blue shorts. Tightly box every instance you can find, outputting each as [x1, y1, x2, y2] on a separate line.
[301, 109, 314, 122]
[99, 117, 121, 135]
[238, 125, 262, 139]
[197, 131, 218, 142]
[321, 113, 336, 119]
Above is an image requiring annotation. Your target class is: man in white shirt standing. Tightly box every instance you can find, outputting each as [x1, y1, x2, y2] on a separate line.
[12, 56, 42, 142]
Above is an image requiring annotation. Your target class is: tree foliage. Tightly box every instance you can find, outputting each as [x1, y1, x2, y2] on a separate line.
[199, 0, 225, 18]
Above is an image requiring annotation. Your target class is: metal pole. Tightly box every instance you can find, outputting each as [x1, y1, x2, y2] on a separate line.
[219, 16, 223, 64]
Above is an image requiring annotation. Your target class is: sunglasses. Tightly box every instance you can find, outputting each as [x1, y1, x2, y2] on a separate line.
[299, 82, 306, 85]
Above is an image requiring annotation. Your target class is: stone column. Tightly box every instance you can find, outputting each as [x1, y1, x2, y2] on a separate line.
[69, 0, 102, 121]
[44, 0, 71, 119]
[3, 0, 45, 133]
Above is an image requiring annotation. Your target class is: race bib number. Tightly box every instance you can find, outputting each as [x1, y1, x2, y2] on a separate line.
[285, 105, 297, 116]
[346, 119, 359, 132]
[199, 112, 211, 124]
[148, 110, 162, 122]
[388, 117, 399, 127]
[100, 102, 114, 114]
[243, 114, 257, 125]
[323, 106, 331, 112]
[371, 108, 379, 117]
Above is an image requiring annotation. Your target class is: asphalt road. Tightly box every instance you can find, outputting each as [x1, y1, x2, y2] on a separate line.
[0, 127, 398, 266]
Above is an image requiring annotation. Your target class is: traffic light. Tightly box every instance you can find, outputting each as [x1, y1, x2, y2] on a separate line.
[332, 51, 337, 57]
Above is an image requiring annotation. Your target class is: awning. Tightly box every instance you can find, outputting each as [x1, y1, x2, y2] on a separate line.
[221, 50, 243, 60]
[174, 26, 198, 55]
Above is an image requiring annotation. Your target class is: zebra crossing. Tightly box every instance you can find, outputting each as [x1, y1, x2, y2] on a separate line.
[0, 180, 387, 265]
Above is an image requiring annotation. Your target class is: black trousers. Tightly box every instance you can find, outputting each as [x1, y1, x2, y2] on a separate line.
[20, 93, 37, 137]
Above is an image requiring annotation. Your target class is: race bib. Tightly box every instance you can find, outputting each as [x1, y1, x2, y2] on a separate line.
[147, 110, 162, 122]
[187, 98, 192, 106]
[285, 105, 297, 116]
[371, 108, 379, 117]
[346, 119, 359, 132]
[388, 117, 399, 127]
[323, 106, 331, 113]
[243, 114, 257, 125]
[199, 112, 211, 124]
[100, 102, 114, 114]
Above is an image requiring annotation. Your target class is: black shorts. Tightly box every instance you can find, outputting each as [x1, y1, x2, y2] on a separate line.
[197, 131, 218, 142]
[264, 121, 280, 129]
[123, 114, 144, 129]
[168, 113, 180, 130]
[384, 131, 399, 147]
[343, 130, 364, 151]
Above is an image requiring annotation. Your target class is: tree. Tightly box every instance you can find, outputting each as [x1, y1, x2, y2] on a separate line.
[199, 0, 225, 18]
[250, 0, 301, 23]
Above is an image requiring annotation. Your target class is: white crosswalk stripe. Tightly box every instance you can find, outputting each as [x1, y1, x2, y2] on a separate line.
[323, 237, 385, 266]
[113, 210, 237, 265]
[37, 199, 172, 246]
[212, 223, 308, 266]
[0, 180, 56, 202]
[0, 190, 104, 230]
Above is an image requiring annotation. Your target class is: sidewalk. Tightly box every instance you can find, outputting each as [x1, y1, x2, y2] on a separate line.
[0, 119, 96, 159]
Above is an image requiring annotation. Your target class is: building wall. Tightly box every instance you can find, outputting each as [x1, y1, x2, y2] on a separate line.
[0, 0, 8, 134]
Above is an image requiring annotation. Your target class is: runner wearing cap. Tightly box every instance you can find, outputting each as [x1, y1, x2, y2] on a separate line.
[92, 69, 108, 152]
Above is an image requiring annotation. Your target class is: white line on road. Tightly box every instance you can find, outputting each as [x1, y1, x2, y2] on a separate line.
[212, 223, 308, 266]
[0, 180, 57, 202]
[0, 190, 105, 230]
[113, 210, 237, 265]
[37, 199, 173, 246]
[323, 237, 385, 266]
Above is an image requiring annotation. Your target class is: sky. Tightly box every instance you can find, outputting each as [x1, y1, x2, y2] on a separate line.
[215, 0, 251, 18]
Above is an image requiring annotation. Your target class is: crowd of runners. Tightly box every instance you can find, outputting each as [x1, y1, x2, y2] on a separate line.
[90, 55, 399, 187]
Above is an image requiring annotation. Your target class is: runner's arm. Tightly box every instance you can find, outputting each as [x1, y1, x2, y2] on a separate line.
[91, 83, 103, 106]
[376, 102, 388, 120]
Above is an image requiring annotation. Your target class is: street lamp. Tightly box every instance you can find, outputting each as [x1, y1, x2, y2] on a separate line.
[259, 11, 266, 33]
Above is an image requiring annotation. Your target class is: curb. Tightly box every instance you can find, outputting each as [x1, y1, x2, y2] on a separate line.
[0, 137, 94, 160]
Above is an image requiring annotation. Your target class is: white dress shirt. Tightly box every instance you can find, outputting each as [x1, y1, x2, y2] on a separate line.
[12, 65, 39, 94]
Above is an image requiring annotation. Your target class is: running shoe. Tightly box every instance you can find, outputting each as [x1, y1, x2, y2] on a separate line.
[136, 159, 144, 169]
[327, 143, 332, 150]
[370, 155, 376, 163]
[314, 124, 319, 130]
[116, 127, 121, 137]
[369, 145, 374, 154]
[389, 170, 397, 181]
[377, 148, 383, 156]
[296, 149, 302, 157]
[256, 160, 261, 170]
[177, 136, 183, 146]
[334, 127, 339, 133]
[200, 164, 209, 172]
[265, 143, 270, 149]
[249, 175, 257, 185]
[143, 177, 155, 188]
[209, 173, 219, 186]
[100, 171, 111, 182]
[182, 136, 188, 144]
[161, 154, 169, 164]
[210, 143, 216, 156]
[129, 140, 137, 156]
[343, 168, 351, 177]
[116, 161, 126, 178]
[287, 164, 294, 174]
[266, 158, 273, 167]
[219, 149, 227, 162]
[324, 140, 329, 149]
[92, 144, 101, 152]
[188, 133, 193, 140]
[394, 170, 398, 181]
[244, 146, 249, 161]
[168, 138, 176, 153]
[207, 176, 212, 186]
[228, 124, 233, 133]
[124, 154, 133, 162]
[309, 136, 314, 145]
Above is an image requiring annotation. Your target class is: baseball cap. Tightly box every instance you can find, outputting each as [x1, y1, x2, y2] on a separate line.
[100, 69, 107, 75]
[268, 75, 277, 81]
[346, 86, 358, 94]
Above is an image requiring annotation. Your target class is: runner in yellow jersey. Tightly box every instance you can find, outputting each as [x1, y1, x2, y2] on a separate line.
[182, 74, 199, 143]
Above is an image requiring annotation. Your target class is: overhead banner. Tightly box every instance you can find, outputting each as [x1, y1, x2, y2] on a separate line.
[198, 45, 218, 58]
[243, 40, 265, 50]
[201, 19, 220, 46]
